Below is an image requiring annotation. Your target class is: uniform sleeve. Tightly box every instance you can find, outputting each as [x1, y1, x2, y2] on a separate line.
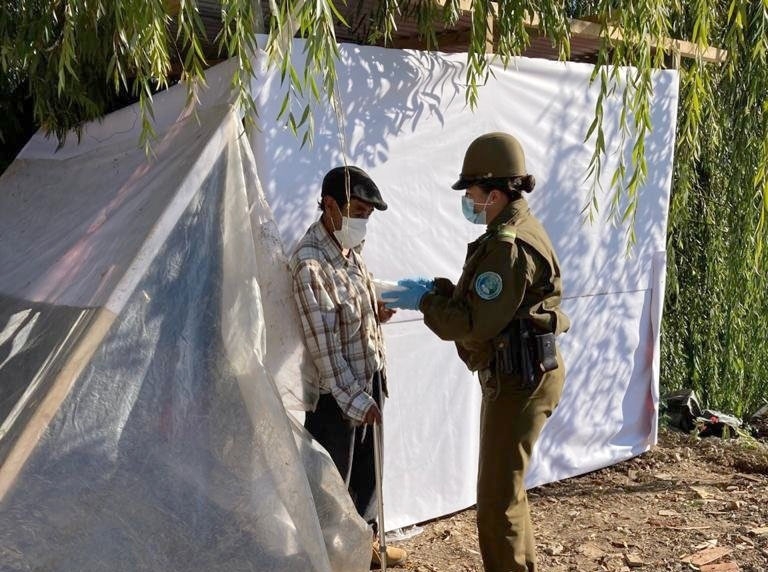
[292, 260, 375, 423]
[420, 240, 529, 343]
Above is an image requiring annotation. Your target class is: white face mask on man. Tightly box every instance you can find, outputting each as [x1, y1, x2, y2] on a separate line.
[334, 215, 368, 249]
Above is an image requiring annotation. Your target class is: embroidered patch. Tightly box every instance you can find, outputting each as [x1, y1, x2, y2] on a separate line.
[474, 271, 503, 300]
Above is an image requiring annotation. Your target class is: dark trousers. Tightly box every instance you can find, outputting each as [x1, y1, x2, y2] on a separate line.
[304, 372, 383, 526]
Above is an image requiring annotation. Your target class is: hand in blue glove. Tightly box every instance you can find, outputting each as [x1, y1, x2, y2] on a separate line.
[381, 277, 434, 311]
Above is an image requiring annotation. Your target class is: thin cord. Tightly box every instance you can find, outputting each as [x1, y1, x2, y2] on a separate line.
[330, 81, 351, 206]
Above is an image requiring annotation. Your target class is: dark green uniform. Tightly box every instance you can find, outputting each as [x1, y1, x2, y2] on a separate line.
[419, 197, 569, 572]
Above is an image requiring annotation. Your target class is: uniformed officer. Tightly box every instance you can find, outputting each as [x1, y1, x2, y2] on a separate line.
[382, 132, 570, 572]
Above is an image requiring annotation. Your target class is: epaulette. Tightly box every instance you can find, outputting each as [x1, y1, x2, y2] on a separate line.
[494, 224, 517, 243]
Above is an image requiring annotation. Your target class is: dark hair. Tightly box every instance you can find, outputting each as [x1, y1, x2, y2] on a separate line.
[476, 175, 536, 198]
[317, 194, 346, 213]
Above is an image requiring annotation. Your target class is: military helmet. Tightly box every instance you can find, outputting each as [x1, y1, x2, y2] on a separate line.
[452, 132, 528, 190]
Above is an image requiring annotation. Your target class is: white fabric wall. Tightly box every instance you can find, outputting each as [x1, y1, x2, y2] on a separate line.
[253, 42, 678, 530]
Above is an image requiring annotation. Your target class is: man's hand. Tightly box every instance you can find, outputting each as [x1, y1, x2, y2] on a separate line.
[377, 300, 397, 323]
[362, 402, 382, 425]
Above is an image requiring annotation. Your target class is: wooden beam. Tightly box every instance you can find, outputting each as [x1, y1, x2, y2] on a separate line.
[389, 29, 472, 51]
[563, 15, 727, 64]
[164, 0, 181, 16]
[438, 0, 727, 64]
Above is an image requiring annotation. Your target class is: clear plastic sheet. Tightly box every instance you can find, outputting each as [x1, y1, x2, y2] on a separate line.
[0, 299, 96, 464]
[0, 94, 367, 570]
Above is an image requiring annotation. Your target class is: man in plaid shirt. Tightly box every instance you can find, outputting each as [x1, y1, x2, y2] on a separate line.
[290, 165, 406, 567]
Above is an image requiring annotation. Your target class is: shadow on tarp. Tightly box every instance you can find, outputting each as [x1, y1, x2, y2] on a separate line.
[533, 69, 678, 479]
[253, 44, 464, 251]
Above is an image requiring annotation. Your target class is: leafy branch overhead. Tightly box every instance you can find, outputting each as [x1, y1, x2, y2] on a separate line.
[0, 0, 766, 417]
[2, 1, 766, 257]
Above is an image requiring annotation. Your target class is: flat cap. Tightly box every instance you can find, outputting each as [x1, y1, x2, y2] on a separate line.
[322, 166, 388, 210]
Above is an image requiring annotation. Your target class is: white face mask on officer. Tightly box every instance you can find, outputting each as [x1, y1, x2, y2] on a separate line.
[334, 215, 368, 249]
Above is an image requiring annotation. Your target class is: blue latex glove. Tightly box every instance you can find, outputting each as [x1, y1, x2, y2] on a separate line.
[407, 277, 434, 290]
[381, 278, 434, 310]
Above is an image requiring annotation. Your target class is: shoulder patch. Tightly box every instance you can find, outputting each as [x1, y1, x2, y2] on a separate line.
[474, 271, 503, 300]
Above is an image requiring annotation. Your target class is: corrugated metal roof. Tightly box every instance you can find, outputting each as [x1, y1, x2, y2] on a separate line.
[329, 1, 598, 61]
[186, 1, 600, 65]
[185, 1, 730, 67]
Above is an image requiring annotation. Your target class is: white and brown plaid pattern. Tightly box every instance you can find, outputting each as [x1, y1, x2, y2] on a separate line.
[290, 220, 385, 423]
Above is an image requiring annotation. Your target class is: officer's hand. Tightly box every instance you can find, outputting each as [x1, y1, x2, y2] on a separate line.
[377, 300, 397, 323]
[381, 278, 433, 310]
[362, 402, 382, 425]
[433, 277, 455, 297]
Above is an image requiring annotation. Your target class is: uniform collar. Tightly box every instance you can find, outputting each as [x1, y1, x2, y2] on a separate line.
[487, 197, 529, 231]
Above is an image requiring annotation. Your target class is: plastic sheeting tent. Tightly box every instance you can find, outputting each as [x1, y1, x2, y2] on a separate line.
[0, 60, 370, 571]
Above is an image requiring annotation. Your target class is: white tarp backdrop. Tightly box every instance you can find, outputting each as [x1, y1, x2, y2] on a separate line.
[254, 41, 677, 530]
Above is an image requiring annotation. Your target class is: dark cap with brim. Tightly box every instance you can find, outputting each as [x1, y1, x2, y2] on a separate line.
[322, 166, 388, 210]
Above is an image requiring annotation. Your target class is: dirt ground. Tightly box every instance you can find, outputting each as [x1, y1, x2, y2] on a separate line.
[390, 428, 768, 571]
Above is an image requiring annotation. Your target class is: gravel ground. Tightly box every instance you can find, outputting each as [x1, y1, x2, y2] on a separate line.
[390, 428, 768, 572]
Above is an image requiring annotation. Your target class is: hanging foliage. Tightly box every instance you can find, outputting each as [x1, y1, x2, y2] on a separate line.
[1, 0, 766, 414]
[660, 0, 768, 417]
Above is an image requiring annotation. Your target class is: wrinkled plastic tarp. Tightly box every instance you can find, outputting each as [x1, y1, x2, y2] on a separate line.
[0, 64, 368, 571]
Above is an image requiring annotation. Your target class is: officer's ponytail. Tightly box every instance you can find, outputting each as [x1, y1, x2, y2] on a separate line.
[508, 174, 535, 194]
[477, 175, 535, 199]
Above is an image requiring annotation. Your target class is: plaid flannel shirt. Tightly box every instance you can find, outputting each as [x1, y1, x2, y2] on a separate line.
[289, 220, 385, 423]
